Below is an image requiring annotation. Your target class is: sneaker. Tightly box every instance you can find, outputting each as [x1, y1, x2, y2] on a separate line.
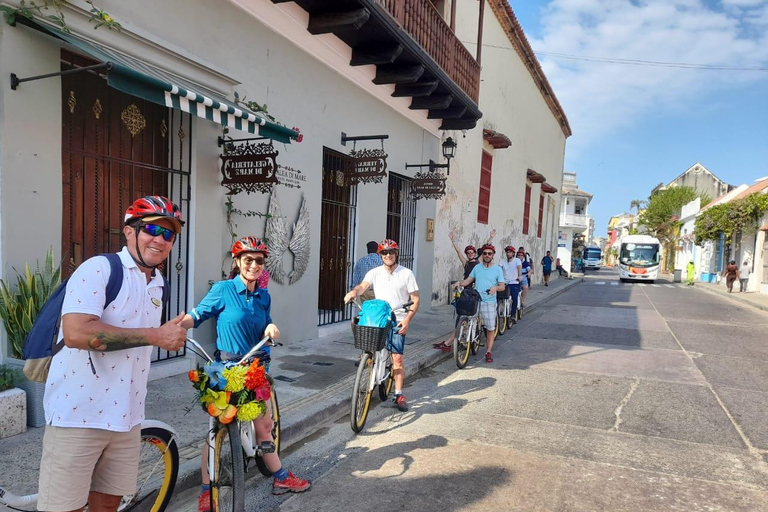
[198, 490, 211, 512]
[395, 394, 409, 412]
[272, 472, 311, 495]
[485, 352, 493, 363]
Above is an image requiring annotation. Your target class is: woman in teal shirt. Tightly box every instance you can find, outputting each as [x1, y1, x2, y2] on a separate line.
[182, 237, 310, 510]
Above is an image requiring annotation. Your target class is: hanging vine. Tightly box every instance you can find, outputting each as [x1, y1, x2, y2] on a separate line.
[220, 195, 271, 279]
[694, 192, 768, 245]
[0, 1, 121, 32]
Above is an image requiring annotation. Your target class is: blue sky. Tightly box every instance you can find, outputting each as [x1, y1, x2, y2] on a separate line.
[509, 0, 768, 236]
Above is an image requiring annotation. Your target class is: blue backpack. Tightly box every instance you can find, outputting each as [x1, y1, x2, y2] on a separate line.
[357, 299, 393, 329]
[22, 253, 169, 382]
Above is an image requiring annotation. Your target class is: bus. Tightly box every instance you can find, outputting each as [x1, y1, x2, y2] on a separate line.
[618, 235, 661, 283]
[583, 246, 602, 270]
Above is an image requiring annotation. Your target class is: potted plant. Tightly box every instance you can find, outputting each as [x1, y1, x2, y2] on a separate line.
[0, 364, 26, 439]
[0, 247, 61, 427]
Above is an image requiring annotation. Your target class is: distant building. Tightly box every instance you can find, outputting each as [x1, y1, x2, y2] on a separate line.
[558, 172, 593, 273]
[651, 162, 732, 201]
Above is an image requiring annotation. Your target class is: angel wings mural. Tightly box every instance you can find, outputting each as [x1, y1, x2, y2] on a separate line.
[265, 190, 310, 285]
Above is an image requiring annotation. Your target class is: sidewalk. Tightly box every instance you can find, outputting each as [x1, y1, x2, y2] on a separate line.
[0, 276, 578, 502]
[691, 279, 768, 312]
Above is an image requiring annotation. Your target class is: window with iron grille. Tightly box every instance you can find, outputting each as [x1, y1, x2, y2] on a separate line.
[478, 152, 492, 224]
[537, 193, 545, 238]
[523, 184, 532, 235]
[386, 173, 417, 269]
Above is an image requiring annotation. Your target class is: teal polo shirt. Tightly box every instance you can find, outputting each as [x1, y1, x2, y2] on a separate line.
[189, 278, 273, 356]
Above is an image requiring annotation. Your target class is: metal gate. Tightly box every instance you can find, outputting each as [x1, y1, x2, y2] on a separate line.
[318, 148, 358, 326]
[386, 173, 417, 269]
[61, 50, 191, 363]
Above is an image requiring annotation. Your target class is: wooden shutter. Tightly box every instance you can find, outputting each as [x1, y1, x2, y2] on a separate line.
[523, 184, 531, 234]
[478, 152, 492, 224]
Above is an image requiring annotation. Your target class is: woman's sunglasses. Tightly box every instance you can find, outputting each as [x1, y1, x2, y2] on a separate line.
[140, 223, 176, 242]
[241, 255, 266, 266]
[380, 250, 397, 256]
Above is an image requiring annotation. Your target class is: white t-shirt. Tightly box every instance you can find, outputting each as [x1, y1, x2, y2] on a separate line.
[363, 265, 419, 322]
[740, 264, 751, 279]
[44, 247, 165, 432]
[499, 257, 522, 284]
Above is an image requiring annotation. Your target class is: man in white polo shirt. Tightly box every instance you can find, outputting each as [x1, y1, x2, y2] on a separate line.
[499, 245, 523, 325]
[344, 239, 419, 412]
[38, 196, 188, 512]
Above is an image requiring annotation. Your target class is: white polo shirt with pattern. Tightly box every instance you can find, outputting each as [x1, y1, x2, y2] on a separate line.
[43, 247, 165, 432]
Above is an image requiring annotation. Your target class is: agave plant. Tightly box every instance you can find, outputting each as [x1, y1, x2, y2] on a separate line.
[0, 248, 62, 358]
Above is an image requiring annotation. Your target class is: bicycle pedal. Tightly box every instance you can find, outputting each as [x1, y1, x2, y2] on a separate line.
[256, 441, 276, 455]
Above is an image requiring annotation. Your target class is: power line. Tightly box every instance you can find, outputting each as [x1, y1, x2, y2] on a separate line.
[464, 40, 768, 71]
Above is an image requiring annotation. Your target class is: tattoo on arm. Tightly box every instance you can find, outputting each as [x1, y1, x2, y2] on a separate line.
[88, 333, 151, 351]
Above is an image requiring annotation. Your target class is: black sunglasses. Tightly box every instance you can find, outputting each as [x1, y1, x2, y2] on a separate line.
[380, 250, 397, 256]
[482, 251, 494, 256]
[240, 255, 266, 266]
[140, 223, 176, 242]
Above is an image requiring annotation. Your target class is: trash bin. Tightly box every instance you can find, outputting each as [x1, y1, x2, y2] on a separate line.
[673, 269, 682, 283]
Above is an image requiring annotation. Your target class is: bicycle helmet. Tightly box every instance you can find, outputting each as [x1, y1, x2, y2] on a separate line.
[480, 244, 496, 254]
[464, 245, 476, 254]
[232, 236, 268, 258]
[377, 239, 399, 253]
[124, 195, 184, 232]
[504, 245, 516, 253]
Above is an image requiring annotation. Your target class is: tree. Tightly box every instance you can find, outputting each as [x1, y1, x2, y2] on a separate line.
[638, 186, 709, 272]
[630, 199, 645, 215]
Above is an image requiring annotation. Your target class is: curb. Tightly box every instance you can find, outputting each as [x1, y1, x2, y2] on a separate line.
[169, 278, 581, 498]
[694, 284, 768, 313]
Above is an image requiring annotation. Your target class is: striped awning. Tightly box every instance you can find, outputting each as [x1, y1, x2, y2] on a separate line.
[23, 20, 299, 143]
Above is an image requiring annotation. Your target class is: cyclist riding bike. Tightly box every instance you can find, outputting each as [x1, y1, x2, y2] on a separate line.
[180, 236, 310, 510]
[452, 244, 505, 363]
[38, 195, 188, 512]
[344, 239, 420, 412]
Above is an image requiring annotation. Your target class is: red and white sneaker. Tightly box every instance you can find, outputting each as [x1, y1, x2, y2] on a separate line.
[485, 352, 493, 363]
[198, 490, 211, 512]
[272, 472, 311, 495]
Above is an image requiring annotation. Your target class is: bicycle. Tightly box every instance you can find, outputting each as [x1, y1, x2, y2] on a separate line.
[186, 336, 281, 512]
[496, 285, 512, 335]
[452, 288, 493, 369]
[0, 421, 179, 512]
[348, 299, 413, 433]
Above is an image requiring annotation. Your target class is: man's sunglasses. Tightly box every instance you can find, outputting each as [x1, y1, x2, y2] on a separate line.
[380, 250, 397, 256]
[140, 223, 176, 242]
[241, 255, 265, 266]
[482, 251, 494, 256]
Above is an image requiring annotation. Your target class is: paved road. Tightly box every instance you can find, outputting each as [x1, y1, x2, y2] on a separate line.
[263, 268, 768, 512]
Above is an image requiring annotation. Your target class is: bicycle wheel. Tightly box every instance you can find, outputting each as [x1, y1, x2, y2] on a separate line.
[118, 427, 179, 512]
[453, 316, 471, 369]
[254, 386, 281, 477]
[211, 422, 244, 512]
[351, 352, 374, 433]
[378, 352, 394, 402]
[497, 301, 507, 335]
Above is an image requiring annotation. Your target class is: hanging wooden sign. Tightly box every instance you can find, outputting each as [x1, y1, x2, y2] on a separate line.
[411, 170, 447, 200]
[220, 142, 279, 194]
[349, 148, 388, 184]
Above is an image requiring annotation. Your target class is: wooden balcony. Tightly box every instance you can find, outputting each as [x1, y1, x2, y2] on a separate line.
[271, 0, 482, 130]
[376, 0, 480, 104]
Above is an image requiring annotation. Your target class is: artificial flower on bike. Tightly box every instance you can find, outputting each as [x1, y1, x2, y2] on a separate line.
[188, 358, 271, 424]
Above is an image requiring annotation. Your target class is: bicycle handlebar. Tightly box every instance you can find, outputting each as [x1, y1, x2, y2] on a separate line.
[186, 336, 282, 364]
[347, 298, 413, 312]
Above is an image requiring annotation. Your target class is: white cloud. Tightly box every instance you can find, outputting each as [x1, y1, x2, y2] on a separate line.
[528, 0, 768, 155]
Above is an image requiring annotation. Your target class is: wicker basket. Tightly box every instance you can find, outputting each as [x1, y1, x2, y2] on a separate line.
[352, 320, 389, 352]
[496, 287, 510, 300]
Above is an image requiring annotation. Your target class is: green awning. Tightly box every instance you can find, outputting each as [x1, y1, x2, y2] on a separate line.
[23, 20, 299, 143]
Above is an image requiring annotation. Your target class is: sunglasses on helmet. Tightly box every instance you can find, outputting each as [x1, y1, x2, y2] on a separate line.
[139, 223, 176, 242]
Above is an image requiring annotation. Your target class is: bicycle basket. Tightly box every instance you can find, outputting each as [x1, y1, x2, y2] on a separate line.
[455, 288, 481, 316]
[352, 319, 389, 352]
[496, 287, 510, 300]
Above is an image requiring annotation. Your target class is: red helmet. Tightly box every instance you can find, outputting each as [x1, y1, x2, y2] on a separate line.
[377, 239, 399, 253]
[464, 245, 476, 254]
[231, 236, 268, 258]
[480, 244, 496, 254]
[124, 196, 184, 231]
[504, 245, 516, 253]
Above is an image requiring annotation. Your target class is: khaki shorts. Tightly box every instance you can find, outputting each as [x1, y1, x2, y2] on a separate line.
[38, 425, 141, 511]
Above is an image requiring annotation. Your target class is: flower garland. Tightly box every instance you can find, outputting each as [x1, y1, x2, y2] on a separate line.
[189, 358, 271, 423]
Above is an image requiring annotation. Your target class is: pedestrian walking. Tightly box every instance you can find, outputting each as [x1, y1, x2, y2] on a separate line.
[725, 260, 738, 293]
[739, 260, 751, 292]
[686, 260, 696, 286]
[541, 251, 554, 286]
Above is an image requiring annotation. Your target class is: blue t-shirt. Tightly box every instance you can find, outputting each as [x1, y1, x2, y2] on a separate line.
[189, 278, 273, 356]
[469, 264, 504, 303]
[542, 256, 553, 272]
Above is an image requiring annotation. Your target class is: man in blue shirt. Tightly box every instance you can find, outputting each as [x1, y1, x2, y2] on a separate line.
[452, 244, 505, 363]
[352, 241, 382, 300]
[541, 251, 554, 286]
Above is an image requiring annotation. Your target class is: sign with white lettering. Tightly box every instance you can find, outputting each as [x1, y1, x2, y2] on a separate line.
[349, 148, 388, 184]
[411, 171, 447, 200]
[220, 142, 279, 194]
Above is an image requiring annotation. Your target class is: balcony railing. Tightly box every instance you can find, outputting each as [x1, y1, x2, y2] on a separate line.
[376, 0, 480, 103]
[560, 213, 589, 228]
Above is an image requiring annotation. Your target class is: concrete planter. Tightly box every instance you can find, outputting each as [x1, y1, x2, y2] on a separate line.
[0, 388, 27, 439]
[5, 358, 47, 428]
